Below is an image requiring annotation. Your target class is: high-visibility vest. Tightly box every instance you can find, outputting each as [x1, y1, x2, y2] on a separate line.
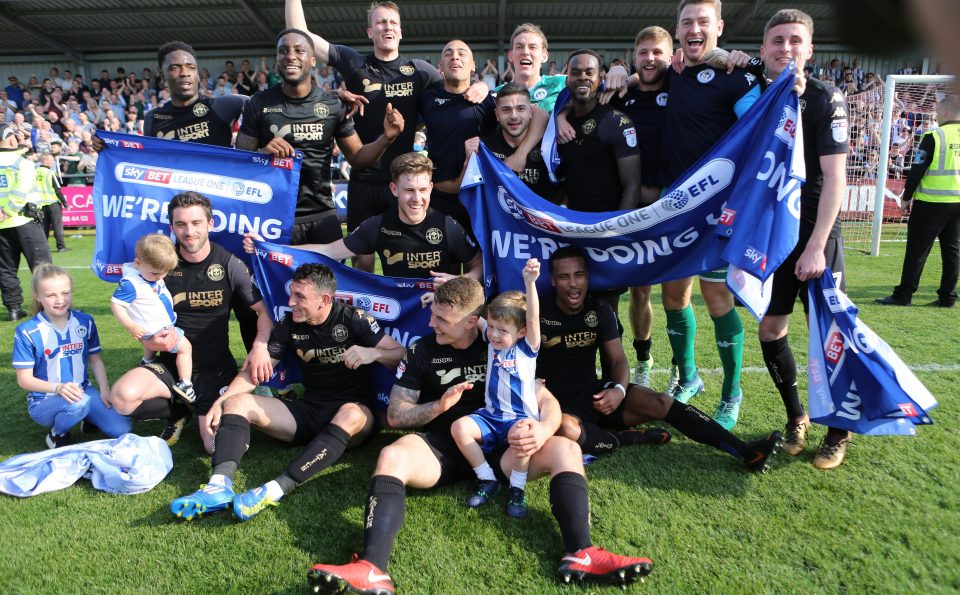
[0, 149, 34, 229]
[915, 122, 960, 204]
[31, 166, 60, 206]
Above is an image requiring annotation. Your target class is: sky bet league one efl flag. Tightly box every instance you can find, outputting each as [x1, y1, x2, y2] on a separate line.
[90, 131, 300, 281]
[249, 240, 434, 411]
[486, 61, 807, 319]
[807, 270, 938, 435]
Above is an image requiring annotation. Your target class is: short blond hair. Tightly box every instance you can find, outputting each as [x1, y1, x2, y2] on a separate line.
[510, 23, 548, 51]
[486, 290, 526, 330]
[136, 234, 179, 272]
[635, 26, 673, 48]
[367, 1, 400, 27]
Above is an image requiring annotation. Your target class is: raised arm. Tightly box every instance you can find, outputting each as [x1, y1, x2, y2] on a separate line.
[522, 258, 540, 350]
[285, 0, 331, 62]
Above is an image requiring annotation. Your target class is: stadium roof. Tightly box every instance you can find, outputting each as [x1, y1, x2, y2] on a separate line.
[0, 0, 844, 61]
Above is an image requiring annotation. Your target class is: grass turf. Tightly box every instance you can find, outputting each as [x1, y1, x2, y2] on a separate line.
[0, 231, 957, 593]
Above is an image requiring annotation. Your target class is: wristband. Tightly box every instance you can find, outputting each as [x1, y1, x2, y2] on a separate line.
[613, 383, 626, 397]
[54, 383, 61, 395]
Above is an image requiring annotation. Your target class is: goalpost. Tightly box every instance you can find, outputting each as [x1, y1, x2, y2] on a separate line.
[840, 74, 954, 255]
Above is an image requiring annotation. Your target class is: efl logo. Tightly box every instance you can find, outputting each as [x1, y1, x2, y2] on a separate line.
[719, 208, 736, 226]
[824, 331, 844, 364]
[335, 292, 400, 321]
[121, 140, 144, 149]
[268, 251, 293, 267]
[775, 107, 798, 145]
[523, 211, 561, 233]
[272, 157, 294, 170]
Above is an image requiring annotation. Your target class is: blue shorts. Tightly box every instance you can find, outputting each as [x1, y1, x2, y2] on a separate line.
[468, 409, 525, 453]
[143, 326, 185, 354]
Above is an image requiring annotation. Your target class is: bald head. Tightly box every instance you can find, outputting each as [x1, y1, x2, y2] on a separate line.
[937, 95, 960, 123]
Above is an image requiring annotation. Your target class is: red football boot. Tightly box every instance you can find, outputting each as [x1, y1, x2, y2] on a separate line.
[558, 545, 653, 586]
[307, 554, 395, 595]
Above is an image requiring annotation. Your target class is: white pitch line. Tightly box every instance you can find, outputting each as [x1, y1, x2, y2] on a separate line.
[614, 364, 960, 375]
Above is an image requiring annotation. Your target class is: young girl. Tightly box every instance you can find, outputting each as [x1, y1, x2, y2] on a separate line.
[13, 264, 132, 449]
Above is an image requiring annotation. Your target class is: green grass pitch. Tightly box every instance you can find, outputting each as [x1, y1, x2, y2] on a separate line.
[0, 230, 957, 593]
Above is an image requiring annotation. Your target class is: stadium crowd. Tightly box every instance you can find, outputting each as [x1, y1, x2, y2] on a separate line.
[0, 0, 955, 593]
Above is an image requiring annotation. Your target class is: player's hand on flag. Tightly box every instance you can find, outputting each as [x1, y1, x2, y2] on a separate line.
[242, 232, 264, 254]
[464, 136, 480, 156]
[262, 136, 296, 158]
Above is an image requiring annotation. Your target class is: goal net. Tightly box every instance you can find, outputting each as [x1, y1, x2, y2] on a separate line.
[841, 74, 954, 254]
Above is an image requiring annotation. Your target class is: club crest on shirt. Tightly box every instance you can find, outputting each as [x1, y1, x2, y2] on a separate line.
[584, 310, 598, 327]
[582, 119, 596, 135]
[532, 87, 548, 101]
[314, 103, 329, 119]
[332, 324, 349, 342]
[400, 65, 415, 76]
[656, 92, 668, 107]
[425, 227, 443, 245]
[697, 69, 715, 84]
[76, 325, 88, 338]
[192, 102, 209, 117]
[207, 264, 225, 281]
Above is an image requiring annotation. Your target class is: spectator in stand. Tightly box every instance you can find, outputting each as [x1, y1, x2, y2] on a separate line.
[60, 139, 83, 185]
[842, 72, 859, 95]
[201, 67, 214, 92]
[46, 110, 64, 138]
[223, 60, 238, 84]
[851, 58, 865, 86]
[89, 79, 102, 99]
[235, 59, 256, 96]
[255, 70, 270, 92]
[826, 58, 842, 85]
[123, 107, 142, 135]
[6, 76, 25, 108]
[27, 75, 41, 95]
[548, 60, 559, 75]
[106, 91, 126, 119]
[59, 70, 74, 92]
[86, 99, 104, 126]
[897, 60, 916, 75]
[0, 90, 14, 122]
[316, 65, 336, 90]
[212, 75, 233, 97]
[50, 67, 65, 91]
[481, 59, 499, 88]
[262, 57, 282, 87]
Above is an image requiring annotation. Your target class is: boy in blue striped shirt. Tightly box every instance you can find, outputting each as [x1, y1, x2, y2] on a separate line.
[451, 258, 542, 518]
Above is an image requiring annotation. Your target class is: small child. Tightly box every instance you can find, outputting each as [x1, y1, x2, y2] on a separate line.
[13, 264, 132, 448]
[111, 234, 196, 403]
[451, 258, 542, 518]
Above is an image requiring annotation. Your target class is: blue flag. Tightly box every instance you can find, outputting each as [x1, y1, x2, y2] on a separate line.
[807, 270, 938, 435]
[249, 240, 433, 410]
[504, 63, 805, 319]
[90, 131, 300, 281]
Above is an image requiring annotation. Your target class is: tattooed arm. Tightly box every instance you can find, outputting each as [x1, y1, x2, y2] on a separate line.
[387, 381, 472, 430]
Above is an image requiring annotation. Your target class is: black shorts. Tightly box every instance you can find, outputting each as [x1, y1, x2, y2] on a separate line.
[280, 396, 366, 445]
[143, 358, 238, 416]
[559, 379, 630, 430]
[346, 179, 395, 232]
[416, 431, 508, 488]
[292, 211, 343, 245]
[767, 235, 847, 316]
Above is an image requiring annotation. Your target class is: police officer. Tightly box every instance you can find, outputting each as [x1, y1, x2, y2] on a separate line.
[877, 95, 960, 309]
[0, 123, 51, 320]
[33, 152, 69, 252]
